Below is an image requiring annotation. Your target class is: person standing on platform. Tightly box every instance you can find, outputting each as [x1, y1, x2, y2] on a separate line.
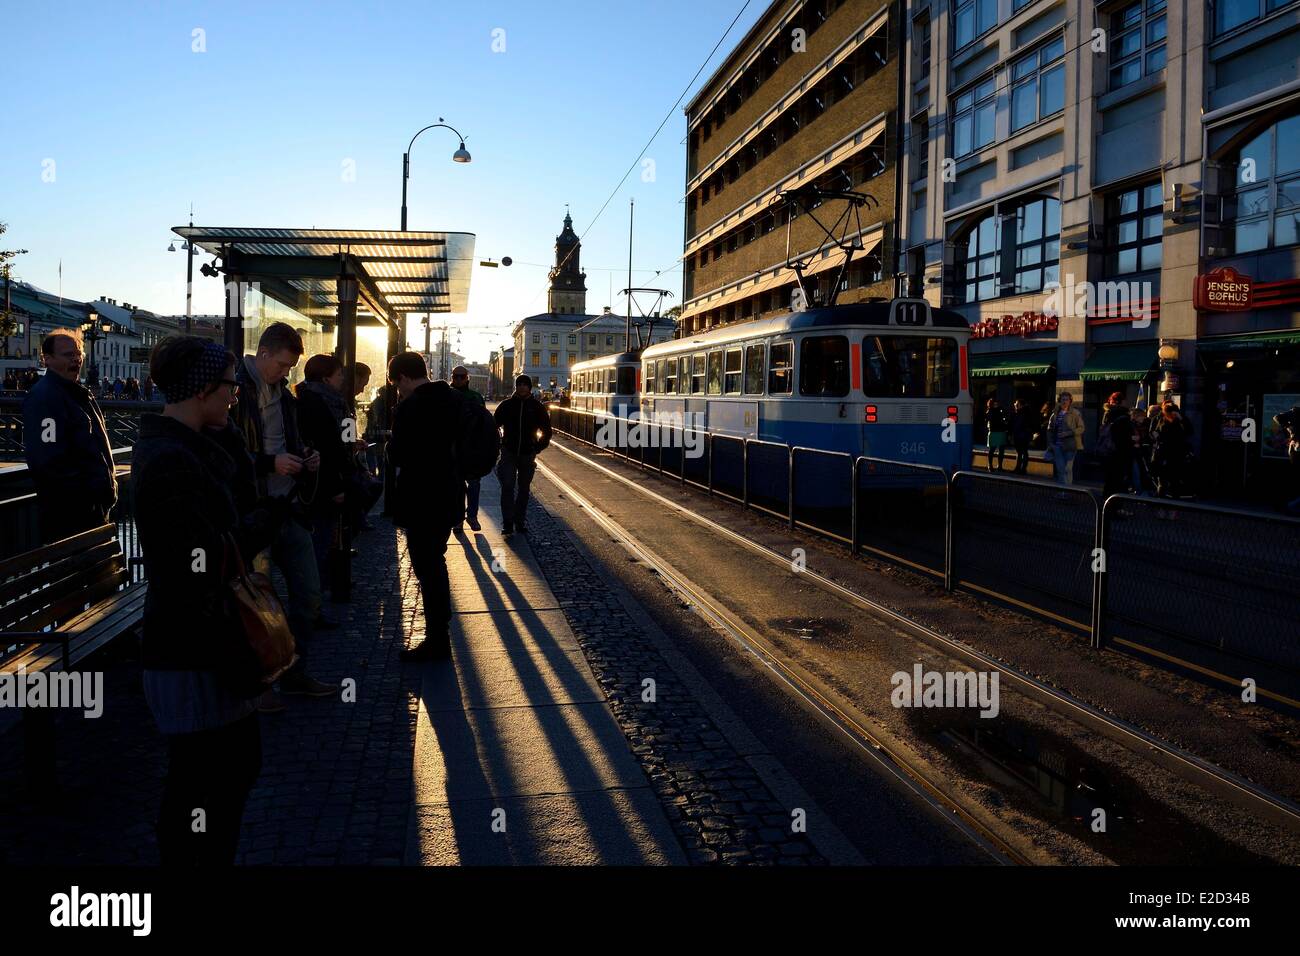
[494, 374, 552, 535]
[232, 322, 335, 709]
[22, 330, 118, 543]
[1046, 391, 1085, 485]
[1099, 392, 1136, 496]
[450, 364, 486, 532]
[294, 354, 351, 586]
[386, 352, 465, 661]
[1009, 399, 1034, 474]
[984, 397, 1009, 472]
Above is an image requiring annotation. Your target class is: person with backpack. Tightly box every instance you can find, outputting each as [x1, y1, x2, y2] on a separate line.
[386, 352, 469, 662]
[1150, 400, 1191, 498]
[1046, 391, 1085, 485]
[494, 374, 552, 535]
[1098, 392, 1135, 496]
[450, 364, 486, 532]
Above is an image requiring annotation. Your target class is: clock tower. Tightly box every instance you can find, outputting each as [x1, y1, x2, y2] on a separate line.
[547, 210, 588, 315]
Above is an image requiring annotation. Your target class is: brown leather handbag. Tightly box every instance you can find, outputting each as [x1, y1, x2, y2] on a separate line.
[222, 533, 297, 685]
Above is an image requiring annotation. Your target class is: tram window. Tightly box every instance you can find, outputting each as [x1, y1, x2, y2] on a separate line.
[744, 344, 766, 394]
[862, 336, 958, 398]
[606, 369, 617, 393]
[768, 341, 793, 393]
[724, 348, 743, 394]
[690, 355, 704, 394]
[677, 357, 689, 394]
[707, 351, 723, 395]
[799, 336, 850, 397]
[656, 359, 667, 393]
[618, 366, 636, 394]
[646, 361, 657, 394]
[665, 358, 678, 393]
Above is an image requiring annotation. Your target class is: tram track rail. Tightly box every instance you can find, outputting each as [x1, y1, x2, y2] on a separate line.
[540, 435, 1300, 848]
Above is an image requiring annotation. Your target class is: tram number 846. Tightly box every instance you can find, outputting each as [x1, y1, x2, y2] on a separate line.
[899, 441, 927, 456]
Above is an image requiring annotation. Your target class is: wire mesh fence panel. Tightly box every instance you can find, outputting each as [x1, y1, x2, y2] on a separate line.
[684, 427, 709, 489]
[792, 447, 851, 540]
[1102, 496, 1300, 676]
[855, 457, 949, 577]
[950, 473, 1098, 630]
[746, 440, 790, 518]
[711, 434, 744, 502]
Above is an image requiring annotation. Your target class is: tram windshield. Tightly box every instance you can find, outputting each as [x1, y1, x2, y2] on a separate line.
[862, 335, 959, 398]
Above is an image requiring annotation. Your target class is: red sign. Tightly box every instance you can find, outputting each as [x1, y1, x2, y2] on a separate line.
[1194, 267, 1253, 312]
[970, 312, 1060, 339]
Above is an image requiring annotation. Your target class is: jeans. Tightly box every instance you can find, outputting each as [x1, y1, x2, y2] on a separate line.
[464, 477, 481, 524]
[406, 525, 452, 643]
[1051, 447, 1077, 485]
[254, 517, 320, 665]
[157, 713, 261, 866]
[497, 448, 537, 527]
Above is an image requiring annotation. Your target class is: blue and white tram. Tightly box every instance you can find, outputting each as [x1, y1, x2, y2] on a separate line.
[638, 299, 973, 472]
[569, 351, 642, 416]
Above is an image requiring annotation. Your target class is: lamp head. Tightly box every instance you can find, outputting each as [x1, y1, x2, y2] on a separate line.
[453, 143, 472, 164]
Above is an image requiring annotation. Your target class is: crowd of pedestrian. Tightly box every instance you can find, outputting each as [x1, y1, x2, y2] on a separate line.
[19, 322, 551, 865]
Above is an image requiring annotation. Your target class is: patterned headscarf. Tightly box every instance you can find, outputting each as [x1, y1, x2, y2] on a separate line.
[159, 340, 231, 403]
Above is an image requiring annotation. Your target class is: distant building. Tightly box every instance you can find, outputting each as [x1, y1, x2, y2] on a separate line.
[489, 346, 514, 397]
[513, 213, 676, 389]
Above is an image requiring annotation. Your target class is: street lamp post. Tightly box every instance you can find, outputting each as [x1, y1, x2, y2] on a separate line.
[81, 310, 112, 390]
[399, 120, 471, 231]
[168, 213, 199, 334]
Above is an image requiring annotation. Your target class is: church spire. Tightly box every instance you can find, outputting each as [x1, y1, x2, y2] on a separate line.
[548, 208, 587, 315]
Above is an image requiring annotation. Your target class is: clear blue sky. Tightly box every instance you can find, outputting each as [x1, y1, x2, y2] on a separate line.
[1, 0, 763, 362]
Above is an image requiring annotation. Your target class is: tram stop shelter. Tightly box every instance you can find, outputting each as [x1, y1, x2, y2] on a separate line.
[172, 225, 476, 594]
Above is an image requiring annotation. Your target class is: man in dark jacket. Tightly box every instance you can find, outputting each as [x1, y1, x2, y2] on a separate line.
[1099, 392, 1136, 496]
[22, 330, 118, 543]
[386, 352, 465, 661]
[450, 364, 486, 532]
[493, 374, 552, 535]
[230, 322, 334, 705]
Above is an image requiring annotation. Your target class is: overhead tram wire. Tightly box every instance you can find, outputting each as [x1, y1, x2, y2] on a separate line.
[522, 0, 756, 312]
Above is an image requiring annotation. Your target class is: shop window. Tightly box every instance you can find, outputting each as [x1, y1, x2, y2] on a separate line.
[953, 0, 997, 50]
[1215, 0, 1299, 36]
[799, 335, 850, 397]
[769, 342, 793, 393]
[1105, 181, 1164, 274]
[1222, 113, 1300, 253]
[1110, 0, 1166, 91]
[862, 336, 959, 398]
[952, 76, 996, 157]
[1010, 36, 1065, 133]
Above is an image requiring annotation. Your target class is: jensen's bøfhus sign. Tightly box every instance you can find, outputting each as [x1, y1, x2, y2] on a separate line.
[1194, 267, 1253, 312]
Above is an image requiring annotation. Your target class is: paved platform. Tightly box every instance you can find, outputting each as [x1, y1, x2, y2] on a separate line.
[407, 486, 684, 865]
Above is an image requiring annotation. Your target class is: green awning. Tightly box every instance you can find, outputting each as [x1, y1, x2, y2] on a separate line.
[1197, 330, 1300, 352]
[1079, 342, 1158, 382]
[968, 349, 1056, 378]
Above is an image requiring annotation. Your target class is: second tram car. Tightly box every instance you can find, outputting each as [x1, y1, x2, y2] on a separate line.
[569, 351, 642, 416]
[638, 299, 973, 472]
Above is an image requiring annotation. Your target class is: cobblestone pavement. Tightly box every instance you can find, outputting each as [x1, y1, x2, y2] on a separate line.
[515, 494, 828, 866]
[0, 517, 422, 866]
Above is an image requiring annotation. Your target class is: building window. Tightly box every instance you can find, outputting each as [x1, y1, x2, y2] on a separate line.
[953, 0, 996, 50]
[917, 16, 931, 81]
[952, 77, 996, 157]
[744, 344, 766, 394]
[549, 352, 558, 367]
[913, 113, 930, 182]
[1223, 113, 1300, 252]
[568, 334, 576, 344]
[1011, 196, 1061, 294]
[960, 212, 1002, 302]
[531, 351, 540, 366]
[568, 352, 577, 366]
[1105, 181, 1164, 274]
[532, 332, 540, 343]
[1110, 0, 1166, 91]
[605, 336, 613, 346]
[551, 333, 559, 344]
[1010, 36, 1065, 133]
[1215, 0, 1298, 36]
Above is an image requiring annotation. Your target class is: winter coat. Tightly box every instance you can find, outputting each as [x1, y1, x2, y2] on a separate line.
[295, 381, 351, 512]
[386, 381, 466, 531]
[22, 371, 117, 511]
[494, 393, 553, 458]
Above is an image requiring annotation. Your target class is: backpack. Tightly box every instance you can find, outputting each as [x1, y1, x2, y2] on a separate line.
[454, 395, 500, 480]
[1096, 421, 1115, 456]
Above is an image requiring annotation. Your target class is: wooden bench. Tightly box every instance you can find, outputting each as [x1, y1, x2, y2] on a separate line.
[0, 523, 147, 786]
